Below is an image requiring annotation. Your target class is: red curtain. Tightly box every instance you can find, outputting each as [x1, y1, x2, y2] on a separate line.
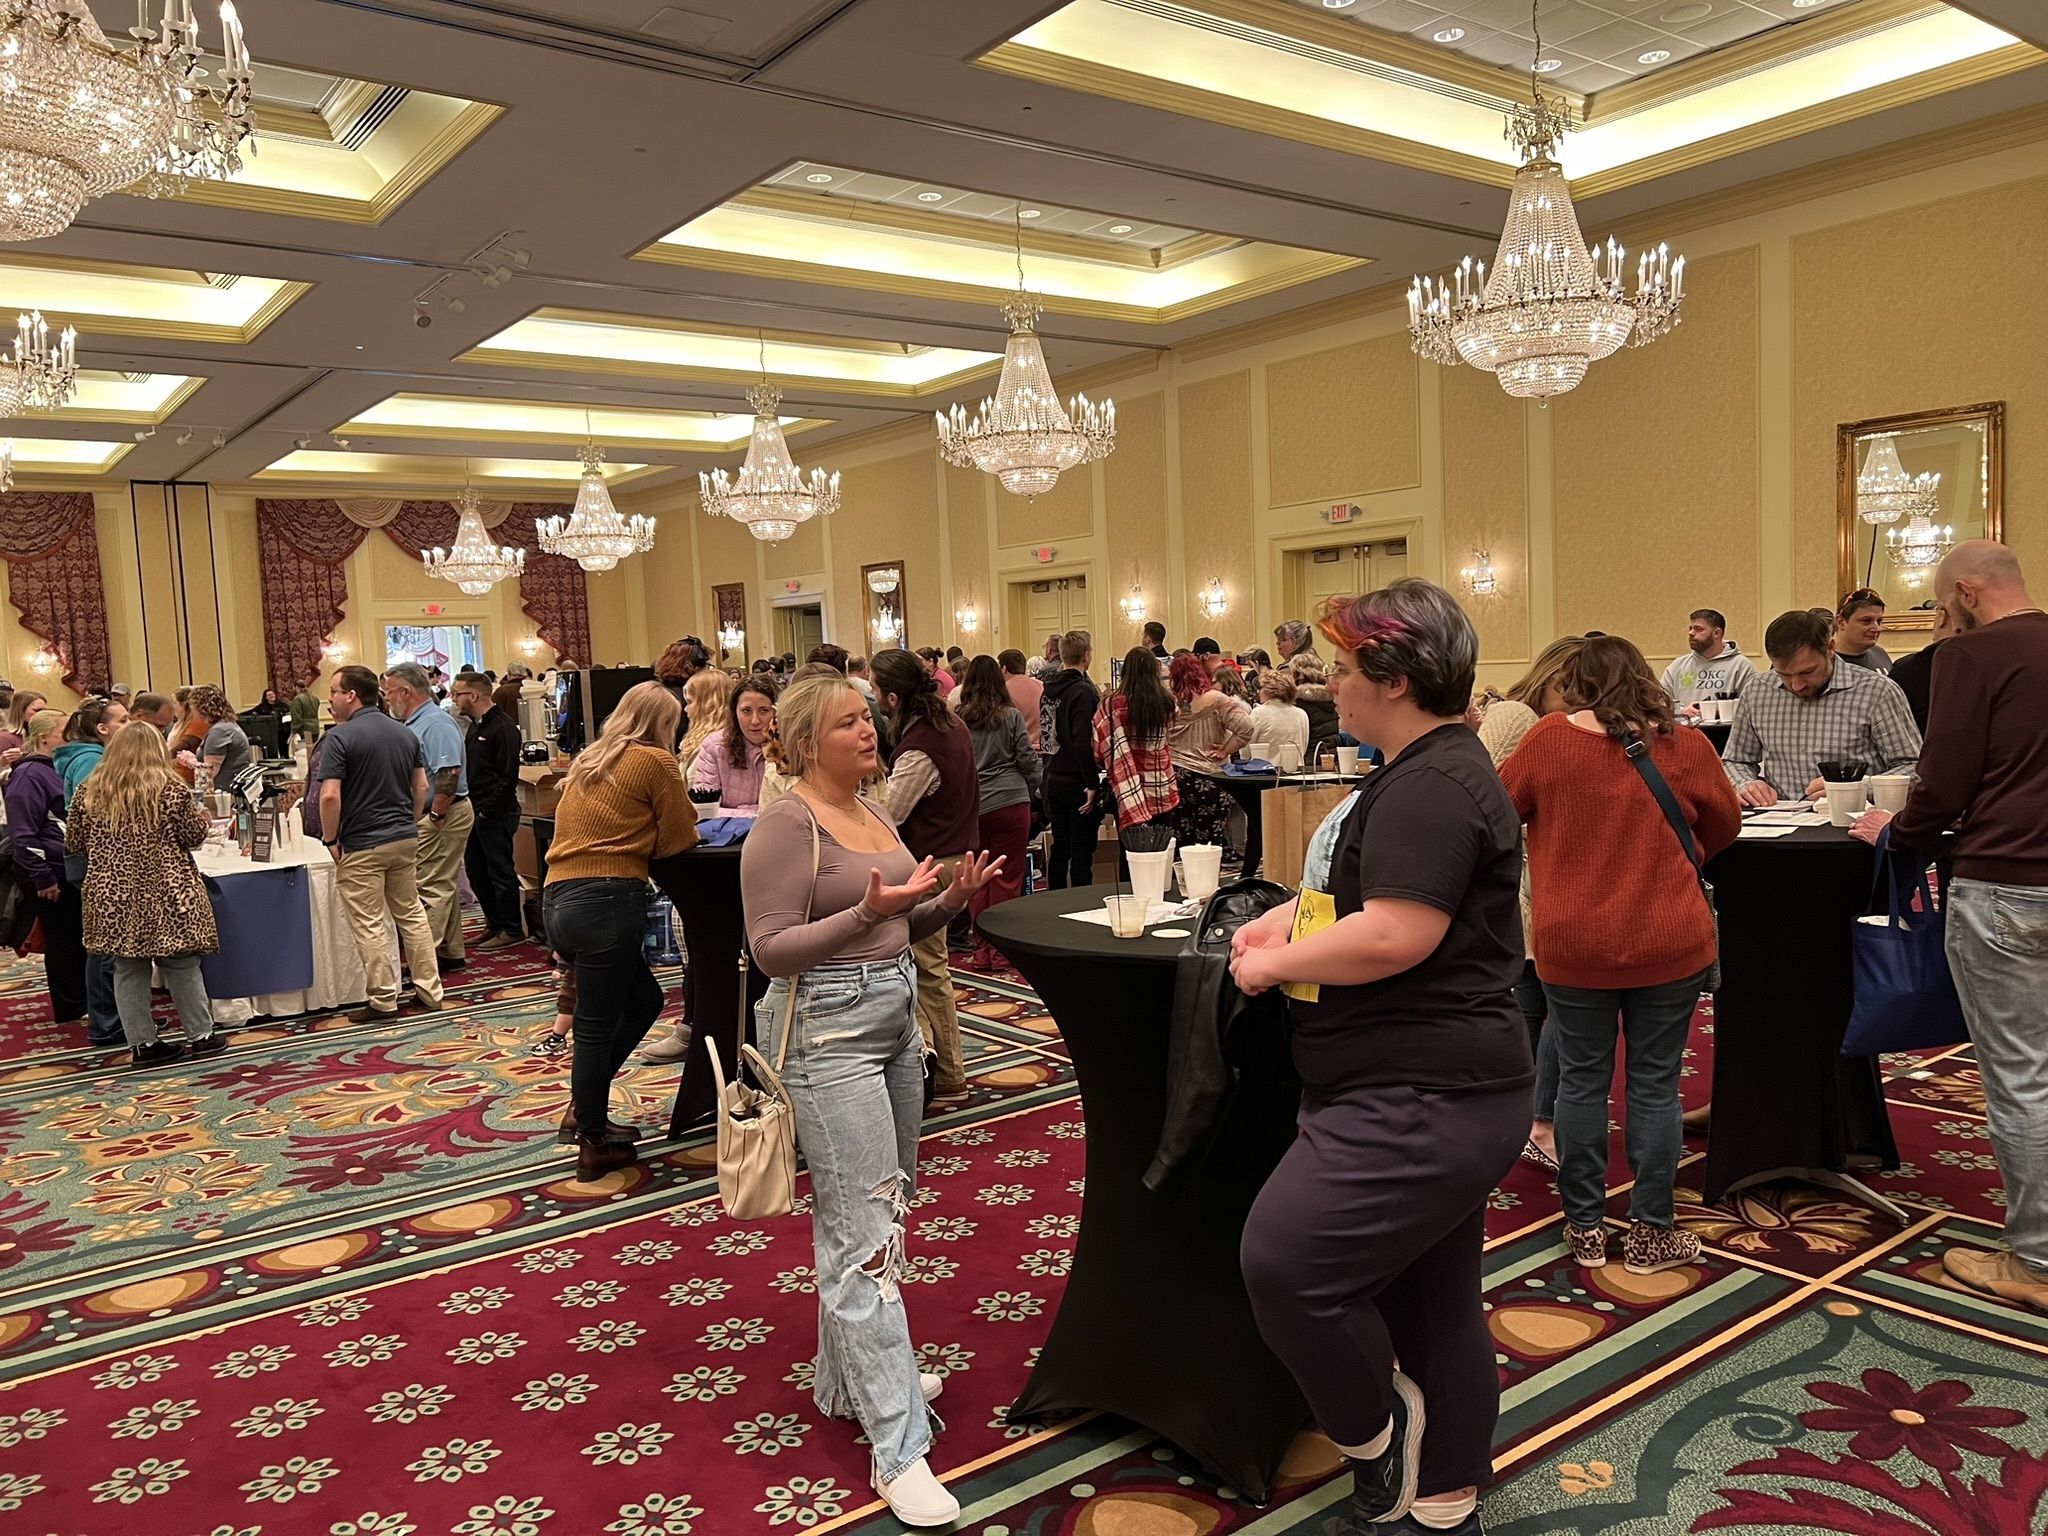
[253, 497, 591, 694]
[0, 492, 113, 694]
[255, 499, 369, 695]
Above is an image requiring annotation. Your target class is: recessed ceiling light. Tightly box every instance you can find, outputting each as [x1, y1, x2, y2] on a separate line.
[1637, 48, 1671, 63]
[1321, 0, 1357, 8]
[1433, 26, 1464, 41]
[1018, 209, 1042, 219]
[1533, 56, 1563, 71]
[804, 172, 834, 183]
[916, 191, 944, 202]
[1108, 223, 1134, 234]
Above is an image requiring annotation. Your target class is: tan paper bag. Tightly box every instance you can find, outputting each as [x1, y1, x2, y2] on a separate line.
[1260, 782, 1354, 890]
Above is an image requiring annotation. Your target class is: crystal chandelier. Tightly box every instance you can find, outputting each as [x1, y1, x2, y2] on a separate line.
[700, 348, 840, 543]
[867, 567, 900, 594]
[1855, 435, 1941, 525]
[423, 475, 525, 595]
[936, 206, 1115, 499]
[0, 0, 256, 243]
[537, 434, 655, 572]
[1409, 3, 1682, 402]
[1886, 512, 1954, 570]
[718, 618, 744, 653]
[0, 310, 77, 416]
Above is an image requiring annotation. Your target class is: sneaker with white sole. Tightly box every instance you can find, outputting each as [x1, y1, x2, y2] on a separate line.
[1565, 1223, 1611, 1269]
[1623, 1220, 1700, 1274]
[873, 1456, 958, 1527]
[921, 1371, 944, 1403]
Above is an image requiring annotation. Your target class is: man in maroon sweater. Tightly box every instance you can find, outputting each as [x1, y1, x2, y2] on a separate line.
[1855, 540, 2048, 1313]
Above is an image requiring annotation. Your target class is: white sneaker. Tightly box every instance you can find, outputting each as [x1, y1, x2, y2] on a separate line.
[921, 1371, 943, 1404]
[873, 1457, 958, 1528]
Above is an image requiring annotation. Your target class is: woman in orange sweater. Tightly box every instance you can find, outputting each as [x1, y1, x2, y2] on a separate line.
[543, 680, 699, 1179]
[1500, 635, 1740, 1275]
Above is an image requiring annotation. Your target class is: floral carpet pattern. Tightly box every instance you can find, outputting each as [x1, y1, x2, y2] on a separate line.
[2, 935, 2043, 1534]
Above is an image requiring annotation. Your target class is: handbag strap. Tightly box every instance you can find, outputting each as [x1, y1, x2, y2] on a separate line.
[1620, 730, 1707, 891]
[770, 799, 822, 1078]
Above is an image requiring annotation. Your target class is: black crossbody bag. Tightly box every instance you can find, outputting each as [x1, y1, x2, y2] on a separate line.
[1621, 730, 1721, 994]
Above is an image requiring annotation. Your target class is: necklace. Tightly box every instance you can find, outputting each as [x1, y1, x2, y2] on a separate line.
[803, 782, 863, 816]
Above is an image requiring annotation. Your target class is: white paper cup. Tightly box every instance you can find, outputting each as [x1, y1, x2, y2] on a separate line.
[1870, 773, 1913, 814]
[1127, 847, 1175, 906]
[1335, 745, 1360, 775]
[1104, 894, 1148, 938]
[1180, 843, 1223, 901]
[1247, 741, 1272, 763]
[1699, 699, 1723, 724]
[1824, 779, 1869, 827]
[1273, 742, 1302, 772]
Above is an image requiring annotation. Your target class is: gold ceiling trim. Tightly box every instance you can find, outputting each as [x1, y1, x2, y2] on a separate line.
[0, 280, 314, 345]
[636, 241, 1367, 324]
[460, 344, 1003, 400]
[22, 374, 208, 426]
[0, 251, 217, 287]
[1568, 43, 2045, 198]
[507, 306, 955, 359]
[341, 415, 832, 453]
[727, 185, 1241, 271]
[979, 39, 1519, 189]
[136, 100, 503, 225]
[2, 443, 135, 477]
[1588, 0, 1948, 120]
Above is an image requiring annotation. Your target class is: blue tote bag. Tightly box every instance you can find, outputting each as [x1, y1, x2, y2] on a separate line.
[1843, 829, 1969, 1056]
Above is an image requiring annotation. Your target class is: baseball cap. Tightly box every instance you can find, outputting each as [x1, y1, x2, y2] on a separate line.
[1191, 637, 1221, 656]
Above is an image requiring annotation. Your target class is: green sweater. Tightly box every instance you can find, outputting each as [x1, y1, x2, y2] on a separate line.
[289, 690, 322, 736]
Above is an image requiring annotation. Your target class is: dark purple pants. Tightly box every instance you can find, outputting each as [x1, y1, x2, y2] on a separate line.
[1241, 1079, 1528, 1497]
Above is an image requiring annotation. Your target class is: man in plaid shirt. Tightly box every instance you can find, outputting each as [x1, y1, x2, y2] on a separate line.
[1723, 609, 1922, 806]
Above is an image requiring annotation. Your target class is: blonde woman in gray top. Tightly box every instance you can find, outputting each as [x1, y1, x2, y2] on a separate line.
[740, 673, 1003, 1528]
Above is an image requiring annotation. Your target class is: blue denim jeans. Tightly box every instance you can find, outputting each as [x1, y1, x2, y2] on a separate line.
[545, 878, 666, 1140]
[759, 954, 932, 1482]
[1947, 879, 2048, 1273]
[86, 952, 121, 1042]
[1542, 969, 1709, 1230]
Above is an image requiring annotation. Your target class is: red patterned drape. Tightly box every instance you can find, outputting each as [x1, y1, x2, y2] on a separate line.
[379, 501, 590, 667]
[0, 492, 114, 694]
[255, 499, 370, 694]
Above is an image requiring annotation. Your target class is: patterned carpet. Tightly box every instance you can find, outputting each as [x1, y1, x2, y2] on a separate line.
[1, 920, 2043, 1535]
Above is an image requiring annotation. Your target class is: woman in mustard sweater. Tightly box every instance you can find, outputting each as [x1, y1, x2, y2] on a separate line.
[543, 681, 699, 1178]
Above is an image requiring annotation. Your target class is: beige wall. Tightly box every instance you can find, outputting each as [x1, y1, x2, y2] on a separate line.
[11, 123, 2047, 697]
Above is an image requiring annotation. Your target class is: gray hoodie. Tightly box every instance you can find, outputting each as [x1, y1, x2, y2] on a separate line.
[1660, 642, 1757, 707]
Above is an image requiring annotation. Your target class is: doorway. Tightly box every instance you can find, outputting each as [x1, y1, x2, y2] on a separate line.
[1283, 537, 1408, 622]
[774, 602, 823, 660]
[1009, 573, 1092, 661]
[386, 624, 484, 676]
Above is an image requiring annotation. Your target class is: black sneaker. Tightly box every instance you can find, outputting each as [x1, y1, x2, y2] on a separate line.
[131, 1039, 185, 1068]
[187, 1033, 228, 1060]
[1346, 1370, 1425, 1523]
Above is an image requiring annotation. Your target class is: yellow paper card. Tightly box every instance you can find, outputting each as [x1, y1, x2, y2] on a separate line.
[1282, 887, 1338, 1003]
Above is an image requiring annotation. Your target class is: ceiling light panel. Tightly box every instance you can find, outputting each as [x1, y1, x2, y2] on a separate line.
[4, 438, 133, 473]
[0, 256, 306, 342]
[257, 450, 652, 484]
[343, 393, 816, 451]
[26, 370, 199, 421]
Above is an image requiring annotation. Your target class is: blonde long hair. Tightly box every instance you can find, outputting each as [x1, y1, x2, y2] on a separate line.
[774, 674, 866, 782]
[1505, 635, 1587, 710]
[76, 721, 176, 830]
[677, 668, 734, 764]
[567, 679, 682, 789]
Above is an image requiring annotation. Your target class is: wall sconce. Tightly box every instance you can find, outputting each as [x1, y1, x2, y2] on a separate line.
[956, 599, 979, 635]
[718, 621, 745, 652]
[516, 634, 543, 659]
[1197, 576, 1228, 620]
[26, 646, 57, 677]
[321, 638, 349, 662]
[1119, 585, 1147, 625]
[1460, 551, 1499, 598]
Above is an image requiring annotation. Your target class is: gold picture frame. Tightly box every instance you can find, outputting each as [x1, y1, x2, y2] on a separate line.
[1836, 402, 2004, 630]
[862, 561, 907, 652]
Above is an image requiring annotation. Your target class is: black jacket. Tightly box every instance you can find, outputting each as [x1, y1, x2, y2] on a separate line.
[466, 706, 523, 819]
[1297, 684, 1340, 756]
[1887, 640, 1942, 735]
[1145, 878, 1295, 1191]
[1040, 667, 1101, 788]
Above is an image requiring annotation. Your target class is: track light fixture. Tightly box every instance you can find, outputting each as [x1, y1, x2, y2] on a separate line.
[294, 434, 311, 450]
[175, 428, 192, 446]
[212, 430, 226, 448]
[133, 425, 156, 442]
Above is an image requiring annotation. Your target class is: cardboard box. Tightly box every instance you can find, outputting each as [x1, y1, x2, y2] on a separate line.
[518, 764, 568, 816]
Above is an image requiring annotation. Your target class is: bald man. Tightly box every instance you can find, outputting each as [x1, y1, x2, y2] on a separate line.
[1854, 540, 2048, 1312]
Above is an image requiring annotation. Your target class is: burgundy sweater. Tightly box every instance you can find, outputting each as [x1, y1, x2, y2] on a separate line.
[1501, 714, 1742, 989]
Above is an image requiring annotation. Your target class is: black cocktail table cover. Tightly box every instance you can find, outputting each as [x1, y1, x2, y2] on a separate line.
[1702, 824, 1901, 1203]
[977, 885, 1309, 1501]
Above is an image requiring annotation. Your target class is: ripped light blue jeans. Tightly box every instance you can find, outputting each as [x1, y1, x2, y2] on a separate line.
[759, 953, 932, 1481]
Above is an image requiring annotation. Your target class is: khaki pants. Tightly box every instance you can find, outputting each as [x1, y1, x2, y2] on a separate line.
[416, 797, 475, 960]
[335, 837, 444, 1012]
[911, 851, 968, 1093]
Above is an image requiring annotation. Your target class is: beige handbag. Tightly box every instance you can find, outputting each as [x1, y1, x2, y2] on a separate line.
[704, 805, 818, 1219]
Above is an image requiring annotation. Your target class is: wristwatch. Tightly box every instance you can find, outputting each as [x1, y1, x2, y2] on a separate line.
[428, 810, 446, 823]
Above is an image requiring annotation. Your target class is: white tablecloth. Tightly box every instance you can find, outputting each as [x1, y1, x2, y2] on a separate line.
[194, 834, 393, 1022]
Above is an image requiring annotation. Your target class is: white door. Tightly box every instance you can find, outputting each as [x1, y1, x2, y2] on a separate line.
[1287, 538, 1409, 620]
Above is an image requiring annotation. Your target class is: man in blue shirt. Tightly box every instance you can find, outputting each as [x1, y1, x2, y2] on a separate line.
[382, 662, 475, 970]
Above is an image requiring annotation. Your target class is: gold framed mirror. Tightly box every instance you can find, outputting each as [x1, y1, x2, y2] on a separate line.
[1836, 402, 2003, 630]
[862, 561, 906, 651]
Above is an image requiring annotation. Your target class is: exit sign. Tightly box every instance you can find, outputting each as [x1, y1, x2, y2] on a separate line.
[1327, 503, 1357, 524]
[422, 603, 444, 616]
[1034, 546, 1056, 563]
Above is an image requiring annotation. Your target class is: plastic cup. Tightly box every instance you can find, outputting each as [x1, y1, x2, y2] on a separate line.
[1870, 773, 1913, 814]
[1104, 894, 1148, 938]
[1335, 745, 1360, 775]
[1824, 779, 1869, 827]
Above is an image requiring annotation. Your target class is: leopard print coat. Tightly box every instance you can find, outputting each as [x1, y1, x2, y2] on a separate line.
[65, 781, 220, 959]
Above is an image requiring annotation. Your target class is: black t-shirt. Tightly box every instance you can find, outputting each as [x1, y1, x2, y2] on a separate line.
[325, 708, 425, 853]
[1290, 722, 1532, 1095]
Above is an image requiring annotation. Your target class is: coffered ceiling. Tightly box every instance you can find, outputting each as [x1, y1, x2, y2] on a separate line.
[2, 0, 2041, 493]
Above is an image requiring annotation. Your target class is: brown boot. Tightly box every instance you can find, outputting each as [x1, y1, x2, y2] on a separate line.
[557, 1105, 639, 1145]
[1682, 1103, 1711, 1136]
[575, 1133, 638, 1180]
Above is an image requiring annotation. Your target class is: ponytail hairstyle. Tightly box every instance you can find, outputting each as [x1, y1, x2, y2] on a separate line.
[870, 648, 953, 739]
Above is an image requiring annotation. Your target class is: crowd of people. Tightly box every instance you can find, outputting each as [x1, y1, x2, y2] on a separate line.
[7, 536, 2041, 1534]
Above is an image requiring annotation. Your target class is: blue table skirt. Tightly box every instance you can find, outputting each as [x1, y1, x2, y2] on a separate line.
[200, 866, 316, 1000]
